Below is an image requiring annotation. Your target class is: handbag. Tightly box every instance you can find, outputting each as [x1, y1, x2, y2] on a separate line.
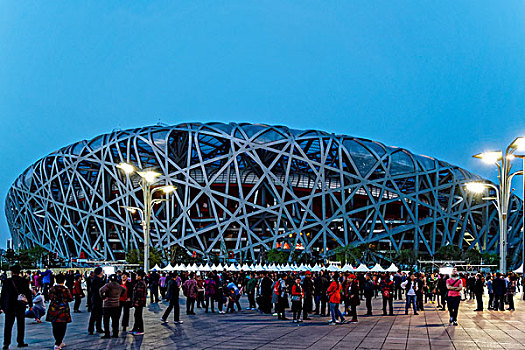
[12, 280, 28, 305]
[382, 289, 390, 298]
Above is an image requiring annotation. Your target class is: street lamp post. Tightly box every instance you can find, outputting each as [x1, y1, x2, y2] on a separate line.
[467, 137, 525, 273]
[118, 163, 175, 272]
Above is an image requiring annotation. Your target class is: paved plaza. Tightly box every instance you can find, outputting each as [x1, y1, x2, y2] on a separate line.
[2, 295, 525, 350]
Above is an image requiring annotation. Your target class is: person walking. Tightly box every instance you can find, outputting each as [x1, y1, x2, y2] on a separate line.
[401, 274, 418, 315]
[291, 277, 303, 323]
[380, 272, 394, 316]
[41, 267, 53, 302]
[72, 274, 84, 313]
[46, 274, 73, 350]
[131, 270, 147, 336]
[148, 271, 160, 304]
[99, 275, 125, 339]
[87, 267, 105, 335]
[363, 274, 374, 316]
[346, 274, 359, 323]
[0, 265, 32, 349]
[446, 269, 463, 326]
[327, 273, 345, 324]
[182, 273, 198, 315]
[161, 272, 183, 324]
[204, 273, 217, 312]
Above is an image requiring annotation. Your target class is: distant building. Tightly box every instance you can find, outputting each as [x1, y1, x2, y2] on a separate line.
[6, 238, 13, 250]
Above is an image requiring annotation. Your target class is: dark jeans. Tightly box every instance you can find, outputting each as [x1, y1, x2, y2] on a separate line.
[365, 295, 373, 314]
[162, 298, 180, 321]
[3, 308, 25, 347]
[205, 296, 215, 312]
[488, 293, 494, 309]
[88, 305, 103, 333]
[119, 302, 130, 330]
[349, 303, 357, 320]
[440, 292, 447, 308]
[103, 307, 121, 337]
[186, 297, 195, 314]
[494, 294, 505, 311]
[475, 292, 483, 310]
[248, 292, 256, 309]
[448, 296, 460, 322]
[74, 296, 82, 311]
[383, 296, 393, 315]
[507, 294, 515, 310]
[52, 322, 67, 346]
[132, 306, 144, 333]
[43, 283, 51, 301]
[150, 285, 159, 303]
[197, 291, 205, 308]
[314, 295, 328, 315]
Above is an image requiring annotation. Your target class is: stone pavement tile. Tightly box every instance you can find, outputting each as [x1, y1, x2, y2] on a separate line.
[381, 343, 406, 350]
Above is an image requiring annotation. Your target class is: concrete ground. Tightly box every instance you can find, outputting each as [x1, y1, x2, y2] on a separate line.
[1, 294, 525, 349]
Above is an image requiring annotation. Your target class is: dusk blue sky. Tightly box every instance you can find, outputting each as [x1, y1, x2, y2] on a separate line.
[2, 2, 525, 248]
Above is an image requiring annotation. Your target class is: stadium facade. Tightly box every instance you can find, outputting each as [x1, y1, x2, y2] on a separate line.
[5, 122, 523, 265]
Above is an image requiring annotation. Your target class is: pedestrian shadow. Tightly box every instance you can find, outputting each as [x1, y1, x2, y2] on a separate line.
[148, 303, 162, 314]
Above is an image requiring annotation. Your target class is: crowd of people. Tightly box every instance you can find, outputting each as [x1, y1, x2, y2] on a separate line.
[0, 264, 523, 349]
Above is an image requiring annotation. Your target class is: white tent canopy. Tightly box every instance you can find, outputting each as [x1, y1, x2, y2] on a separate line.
[370, 263, 385, 272]
[386, 263, 399, 272]
[341, 264, 354, 272]
[162, 263, 174, 271]
[513, 264, 523, 274]
[151, 264, 162, 271]
[355, 264, 369, 272]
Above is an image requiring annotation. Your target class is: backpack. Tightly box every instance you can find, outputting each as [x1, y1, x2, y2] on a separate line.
[274, 281, 281, 295]
[182, 282, 189, 297]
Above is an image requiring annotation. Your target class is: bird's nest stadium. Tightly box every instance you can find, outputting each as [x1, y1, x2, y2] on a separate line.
[5, 122, 523, 265]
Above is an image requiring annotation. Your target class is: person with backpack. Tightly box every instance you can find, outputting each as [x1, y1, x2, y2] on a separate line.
[0, 264, 33, 349]
[46, 273, 73, 350]
[291, 277, 303, 323]
[274, 274, 289, 320]
[327, 273, 345, 325]
[446, 269, 463, 326]
[182, 273, 198, 315]
[380, 272, 394, 316]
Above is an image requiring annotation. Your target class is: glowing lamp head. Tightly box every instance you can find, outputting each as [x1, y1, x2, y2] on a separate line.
[162, 185, 176, 194]
[511, 137, 525, 151]
[466, 182, 487, 194]
[137, 170, 161, 183]
[117, 163, 136, 174]
[473, 151, 502, 164]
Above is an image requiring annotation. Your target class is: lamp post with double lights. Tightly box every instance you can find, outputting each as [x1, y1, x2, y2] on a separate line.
[466, 137, 525, 273]
[117, 163, 176, 272]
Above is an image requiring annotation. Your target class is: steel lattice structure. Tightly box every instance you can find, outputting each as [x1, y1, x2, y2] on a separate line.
[5, 122, 523, 265]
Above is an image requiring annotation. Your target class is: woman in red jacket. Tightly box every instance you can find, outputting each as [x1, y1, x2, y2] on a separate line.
[326, 273, 345, 325]
[72, 275, 84, 313]
[291, 277, 303, 323]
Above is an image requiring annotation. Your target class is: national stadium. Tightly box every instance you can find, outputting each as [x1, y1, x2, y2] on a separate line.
[5, 122, 523, 265]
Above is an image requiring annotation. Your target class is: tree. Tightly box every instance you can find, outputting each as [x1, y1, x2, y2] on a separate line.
[266, 249, 288, 264]
[435, 245, 462, 260]
[126, 247, 164, 267]
[462, 248, 482, 265]
[334, 244, 367, 265]
[396, 249, 416, 265]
